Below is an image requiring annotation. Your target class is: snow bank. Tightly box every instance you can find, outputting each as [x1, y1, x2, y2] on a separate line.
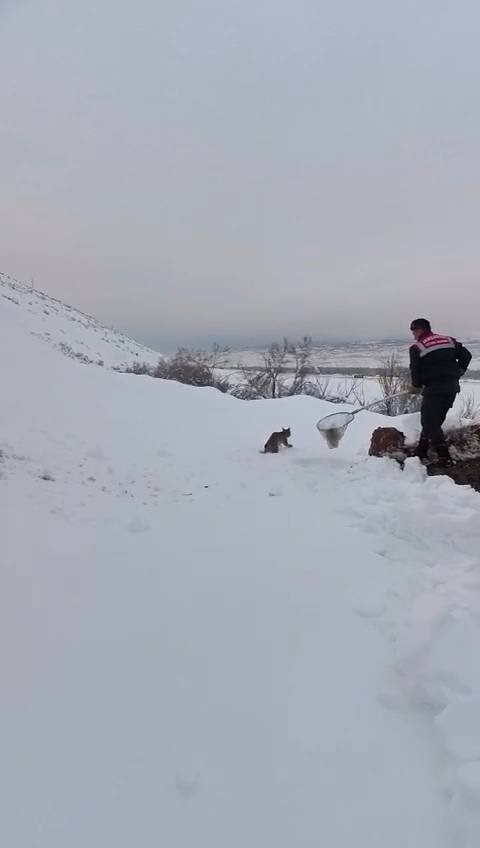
[345, 456, 480, 846]
[1, 284, 480, 847]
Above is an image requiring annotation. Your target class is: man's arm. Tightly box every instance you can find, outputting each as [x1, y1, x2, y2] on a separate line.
[455, 341, 472, 375]
[409, 345, 422, 388]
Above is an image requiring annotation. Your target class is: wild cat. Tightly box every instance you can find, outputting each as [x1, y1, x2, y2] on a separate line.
[262, 427, 292, 453]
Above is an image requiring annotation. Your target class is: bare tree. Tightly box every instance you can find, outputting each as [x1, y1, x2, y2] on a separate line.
[208, 342, 231, 371]
[231, 338, 307, 399]
[262, 340, 290, 398]
[335, 377, 366, 407]
[377, 354, 422, 416]
[230, 337, 368, 405]
[230, 367, 272, 400]
[302, 375, 332, 400]
[287, 336, 313, 396]
[231, 340, 290, 399]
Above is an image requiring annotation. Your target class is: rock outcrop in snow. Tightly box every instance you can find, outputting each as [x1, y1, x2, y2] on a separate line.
[369, 423, 480, 492]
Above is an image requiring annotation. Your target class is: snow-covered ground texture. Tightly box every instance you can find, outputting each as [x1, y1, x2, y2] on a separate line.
[0, 270, 160, 369]
[2, 290, 480, 848]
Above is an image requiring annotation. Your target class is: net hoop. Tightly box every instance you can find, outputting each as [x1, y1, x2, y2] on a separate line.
[316, 411, 355, 449]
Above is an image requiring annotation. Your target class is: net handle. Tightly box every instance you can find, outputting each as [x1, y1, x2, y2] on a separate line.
[351, 390, 412, 416]
[316, 390, 412, 448]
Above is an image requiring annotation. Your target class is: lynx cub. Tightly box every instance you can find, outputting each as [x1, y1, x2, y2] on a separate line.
[263, 427, 292, 453]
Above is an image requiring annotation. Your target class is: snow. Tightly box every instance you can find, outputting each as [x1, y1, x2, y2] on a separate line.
[0, 271, 160, 369]
[2, 284, 480, 847]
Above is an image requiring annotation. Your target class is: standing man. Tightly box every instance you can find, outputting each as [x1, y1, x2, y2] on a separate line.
[409, 318, 472, 463]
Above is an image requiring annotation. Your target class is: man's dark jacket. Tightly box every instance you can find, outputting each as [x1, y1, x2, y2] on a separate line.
[409, 332, 472, 395]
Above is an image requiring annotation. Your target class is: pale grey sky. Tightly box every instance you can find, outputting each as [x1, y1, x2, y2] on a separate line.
[1, 0, 480, 348]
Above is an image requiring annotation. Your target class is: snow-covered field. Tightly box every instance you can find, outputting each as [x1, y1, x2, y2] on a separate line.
[223, 368, 480, 413]
[317, 373, 480, 413]
[228, 338, 480, 370]
[2, 281, 480, 847]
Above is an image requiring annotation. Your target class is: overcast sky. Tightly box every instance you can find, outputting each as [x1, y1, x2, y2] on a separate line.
[1, 0, 480, 347]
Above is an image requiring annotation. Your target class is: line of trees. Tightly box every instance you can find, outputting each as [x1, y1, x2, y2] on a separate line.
[121, 338, 426, 416]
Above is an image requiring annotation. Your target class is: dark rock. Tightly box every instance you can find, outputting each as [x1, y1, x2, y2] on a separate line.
[368, 427, 410, 461]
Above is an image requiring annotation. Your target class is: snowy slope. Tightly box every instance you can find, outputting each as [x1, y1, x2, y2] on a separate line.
[2, 297, 480, 847]
[0, 271, 160, 368]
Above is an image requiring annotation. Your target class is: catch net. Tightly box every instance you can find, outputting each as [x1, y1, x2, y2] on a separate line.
[316, 411, 354, 449]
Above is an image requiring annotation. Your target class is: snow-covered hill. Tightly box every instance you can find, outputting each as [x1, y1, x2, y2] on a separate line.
[0, 271, 160, 369]
[2, 281, 480, 847]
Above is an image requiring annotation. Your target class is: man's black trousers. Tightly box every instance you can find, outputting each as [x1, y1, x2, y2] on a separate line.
[419, 391, 457, 450]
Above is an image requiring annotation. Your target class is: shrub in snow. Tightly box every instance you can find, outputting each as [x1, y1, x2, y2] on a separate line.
[377, 354, 422, 416]
[154, 353, 213, 387]
[123, 361, 155, 376]
[153, 349, 230, 393]
[458, 392, 480, 422]
[122, 345, 230, 393]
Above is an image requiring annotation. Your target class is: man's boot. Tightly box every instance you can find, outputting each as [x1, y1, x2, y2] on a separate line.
[414, 436, 429, 462]
[435, 442, 453, 466]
